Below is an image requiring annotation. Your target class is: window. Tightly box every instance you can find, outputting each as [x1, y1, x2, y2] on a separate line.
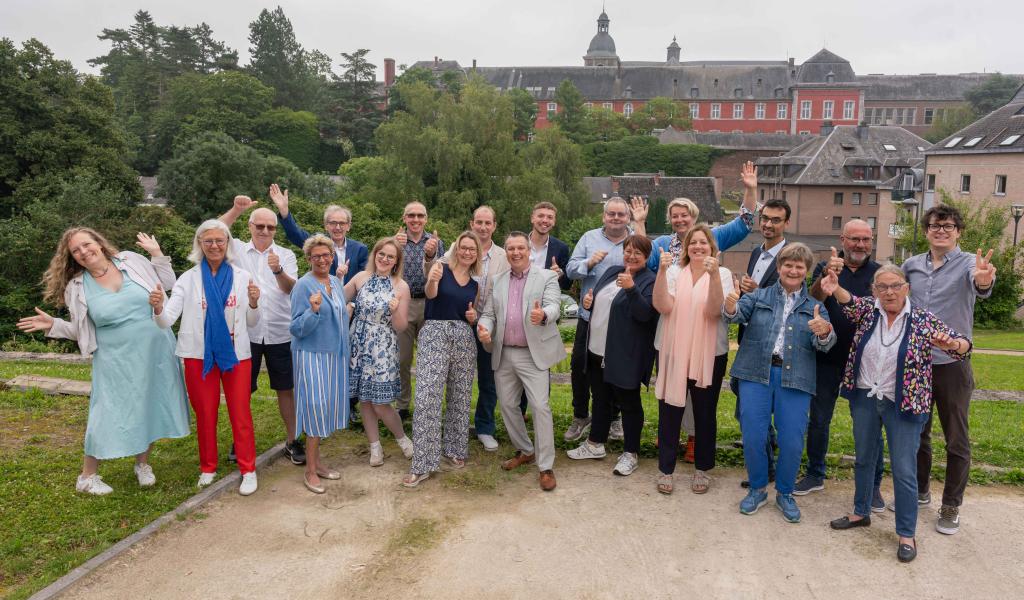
[690, 103, 699, 119]
[1000, 134, 1022, 146]
[774, 87, 785, 99]
[843, 100, 855, 120]
[690, 87, 699, 98]
[800, 100, 811, 119]
[882, 144, 897, 151]
[602, 102, 613, 110]
[995, 175, 1007, 195]
[546, 102, 557, 119]
[924, 108, 935, 125]
[944, 136, 964, 148]
[867, 192, 878, 205]
[834, 192, 844, 205]
[733, 103, 744, 119]
[867, 217, 877, 230]
[711, 103, 721, 119]
[964, 136, 983, 148]
[799, 130, 810, 135]
[777, 103, 788, 119]
[823, 100, 834, 120]
[906, 108, 917, 125]
[734, 88, 744, 98]
[852, 192, 862, 205]
[760, 189, 765, 201]
[713, 79, 719, 87]
[832, 216, 842, 230]
[926, 174, 936, 191]
[755, 103, 765, 119]
[623, 102, 633, 117]
[960, 174, 971, 193]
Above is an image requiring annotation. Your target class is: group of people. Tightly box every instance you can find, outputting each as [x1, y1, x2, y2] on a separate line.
[17, 161, 994, 563]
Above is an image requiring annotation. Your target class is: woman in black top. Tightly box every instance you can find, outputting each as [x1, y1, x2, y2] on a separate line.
[402, 231, 483, 487]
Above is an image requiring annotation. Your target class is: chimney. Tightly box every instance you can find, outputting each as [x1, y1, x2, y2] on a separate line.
[788, 57, 795, 67]
[383, 58, 396, 87]
[857, 121, 869, 139]
[434, 56, 439, 66]
[472, 58, 477, 70]
[820, 120, 834, 136]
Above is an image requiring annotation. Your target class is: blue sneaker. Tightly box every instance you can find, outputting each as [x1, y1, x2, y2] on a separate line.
[739, 487, 768, 515]
[776, 493, 801, 523]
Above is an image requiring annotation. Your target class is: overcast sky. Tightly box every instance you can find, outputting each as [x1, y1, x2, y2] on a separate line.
[5, 0, 1023, 78]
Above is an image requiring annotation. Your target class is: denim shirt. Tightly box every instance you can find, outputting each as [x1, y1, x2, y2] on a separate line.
[724, 282, 835, 395]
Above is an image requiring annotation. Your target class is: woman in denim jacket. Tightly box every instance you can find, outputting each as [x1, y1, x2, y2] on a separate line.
[724, 243, 835, 524]
[821, 264, 970, 563]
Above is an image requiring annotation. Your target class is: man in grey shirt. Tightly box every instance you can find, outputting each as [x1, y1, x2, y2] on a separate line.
[902, 204, 996, 536]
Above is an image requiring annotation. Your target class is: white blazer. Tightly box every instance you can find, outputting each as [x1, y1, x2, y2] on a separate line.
[155, 264, 260, 360]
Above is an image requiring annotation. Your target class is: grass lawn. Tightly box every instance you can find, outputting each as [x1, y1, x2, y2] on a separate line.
[971, 354, 1024, 391]
[972, 328, 1024, 352]
[2, 358, 1023, 598]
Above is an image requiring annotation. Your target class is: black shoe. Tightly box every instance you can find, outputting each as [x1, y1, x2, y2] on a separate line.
[897, 540, 917, 563]
[740, 479, 750, 488]
[830, 515, 871, 530]
[399, 408, 411, 421]
[284, 439, 306, 465]
[732, 440, 744, 449]
[227, 444, 237, 463]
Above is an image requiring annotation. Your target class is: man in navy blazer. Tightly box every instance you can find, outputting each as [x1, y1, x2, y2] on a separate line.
[528, 202, 572, 290]
[268, 184, 368, 285]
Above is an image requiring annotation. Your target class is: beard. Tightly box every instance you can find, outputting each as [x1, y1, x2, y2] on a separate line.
[846, 251, 868, 266]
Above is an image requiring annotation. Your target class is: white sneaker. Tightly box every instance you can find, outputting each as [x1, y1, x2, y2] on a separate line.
[613, 452, 639, 476]
[134, 463, 156, 487]
[239, 471, 258, 496]
[567, 440, 607, 460]
[76, 473, 113, 496]
[477, 433, 499, 451]
[396, 436, 414, 459]
[608, 417, 624, 441]
[197, 472, 216, 488]
[369, 442, 384, 467]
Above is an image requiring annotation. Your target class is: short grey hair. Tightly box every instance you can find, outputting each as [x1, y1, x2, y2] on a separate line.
[872, 264, 907, 284]
[188, 220, 235, 264]
[323, 204, 352, 224]
[247, 207, 277, 224]
[776, 242, 815, 270]
[302, 233, 336, 258]
[604, 196, 632, 220]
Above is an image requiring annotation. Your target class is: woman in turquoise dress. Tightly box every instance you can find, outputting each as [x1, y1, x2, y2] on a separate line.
[18, 228, 190, 495]
[345, 237, 414, 467]
[290, 234, 350, 494]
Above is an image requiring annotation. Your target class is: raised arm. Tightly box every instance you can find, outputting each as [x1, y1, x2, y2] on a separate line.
[219, 195, 257, 227]
[740, 160, 758, 214]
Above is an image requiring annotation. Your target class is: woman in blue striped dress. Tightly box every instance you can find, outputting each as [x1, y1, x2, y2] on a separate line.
[290, 234, 350, 494]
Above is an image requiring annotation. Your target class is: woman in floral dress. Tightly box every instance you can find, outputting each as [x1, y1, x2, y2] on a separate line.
[346, 237, 414, 466]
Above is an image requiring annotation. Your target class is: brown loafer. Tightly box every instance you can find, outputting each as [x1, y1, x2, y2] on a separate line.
[502, 451, 536, 471]
[539, 469, 557, 491]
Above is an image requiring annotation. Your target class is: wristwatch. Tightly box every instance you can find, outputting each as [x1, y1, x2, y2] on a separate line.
[272, 268, 283, 275]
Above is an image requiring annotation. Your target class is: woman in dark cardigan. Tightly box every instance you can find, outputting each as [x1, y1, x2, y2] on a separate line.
[566, 235, 658, 477]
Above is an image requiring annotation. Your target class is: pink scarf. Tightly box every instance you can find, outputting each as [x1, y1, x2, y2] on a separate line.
[655, 265, 718, 406]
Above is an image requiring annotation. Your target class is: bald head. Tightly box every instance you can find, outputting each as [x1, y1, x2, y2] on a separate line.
[249, 207, 277, 223]
[840, 219, 873, 267]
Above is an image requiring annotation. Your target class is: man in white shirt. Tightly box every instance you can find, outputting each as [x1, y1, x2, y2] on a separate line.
[221, 197, 304, 465]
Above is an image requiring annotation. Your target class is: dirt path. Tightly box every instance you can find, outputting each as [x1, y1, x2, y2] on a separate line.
[61, 436, 1024, 600]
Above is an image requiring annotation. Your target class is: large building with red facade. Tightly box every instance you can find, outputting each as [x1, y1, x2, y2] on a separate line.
[412, 11, 1012, 138]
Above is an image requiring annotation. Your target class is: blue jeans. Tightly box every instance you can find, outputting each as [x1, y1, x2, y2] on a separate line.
[732, 376, 776, 474]
[473, 338, 499, 435]
[738, 367, 810, 495]
[849, 389, 924, 538]
[807, 363, 884, 486]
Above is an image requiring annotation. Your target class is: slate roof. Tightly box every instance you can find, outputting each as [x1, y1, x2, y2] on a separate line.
[855, 73, 1012, 101]
[927, 84, 1024, 155]
[755, 125, 928, 186]
[796, 49, 857, 84]
[583, 176, 722, 223]
[656, 126, 809, 151]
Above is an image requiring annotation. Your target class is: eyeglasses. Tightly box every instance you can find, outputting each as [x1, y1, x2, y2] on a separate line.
[201, 239, 227, 247]
[404, 213, 426, 219]
[843, 236, 872, 244]
[604, 211, 628, 218]
[927, 223, 957, 233]
[325, 220, 349, 228]
[759, 215, 785, 225]
[376, 252, 396, 262]
[252, 224, 277, 232]
[872, 282, 907, 293]
[309, 254, 333, 262]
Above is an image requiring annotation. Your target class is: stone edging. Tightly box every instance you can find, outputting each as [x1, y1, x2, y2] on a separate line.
[28, 442, 286, 600]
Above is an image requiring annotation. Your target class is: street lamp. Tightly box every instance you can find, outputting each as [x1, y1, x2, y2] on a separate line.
[902, 198, 921, 253]
[1012, 204, 1024, 247]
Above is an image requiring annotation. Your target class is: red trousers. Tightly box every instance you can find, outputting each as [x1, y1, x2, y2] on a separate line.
[184, 358, 256, 474]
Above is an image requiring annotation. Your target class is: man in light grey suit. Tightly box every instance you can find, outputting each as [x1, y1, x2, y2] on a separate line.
[478, 232, 566, 491]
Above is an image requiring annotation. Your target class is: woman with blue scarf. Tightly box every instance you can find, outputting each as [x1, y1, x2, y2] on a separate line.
[153, 220, 262, 496]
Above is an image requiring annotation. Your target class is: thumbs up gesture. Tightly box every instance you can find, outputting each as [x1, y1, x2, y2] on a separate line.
[477, 323, 492, 345]
[808, 304, 832, 339]
[820, 269, 839, 296]
[424, 231, 439, 258]
[582, 288, 594, 310]
[658, 249, 673, 271]
[247, 279, 260, 307]
[725, 289, 740, 315]
[309, 290, 323, 313]
[549, 256, 562, 277]
[267, 248, 280, 273]
[338, 259, 350, 278]
[828, 246, 844, 275]
[427, 261, 443, 284]
[465, 301, 477, 324]
[703, 251, 721, 273]
[149, 284, 165, 313]
[616, 270, 634, 290]
[530, 300, 545, 325]
[395, 226, 407, 247]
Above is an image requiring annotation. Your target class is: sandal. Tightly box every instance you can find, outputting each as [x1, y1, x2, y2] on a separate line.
[691, 470, 710, 494]
[401, 472, 430, 488]
[442, 456, 466, 470]
[657, 473, 674, 495]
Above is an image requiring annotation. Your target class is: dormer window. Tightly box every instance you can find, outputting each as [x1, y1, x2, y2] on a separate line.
[944, 136, 964, 148]
[734, 88, 743, 98]
[882, 144, 897, 151]
[713, 79, 719, 87]
[689, 87, 699, 98]
[774, 87, 784, 98]
[963, 137, 983, 148]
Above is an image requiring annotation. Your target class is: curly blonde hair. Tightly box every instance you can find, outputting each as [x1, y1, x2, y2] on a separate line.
[42, 228, 120, 307]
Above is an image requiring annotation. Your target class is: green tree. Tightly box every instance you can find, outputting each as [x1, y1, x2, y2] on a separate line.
[627, 97, 692, 134]
[324, 49, 383, 157]
[580, 136, 721, 176]
[246, 6, 327, 112]
[552, 79, 592, 143]
[923, 106, 977, 143]
[587, 106, 629, 142]
[255, 107, 320, 171]
[508, 88, 538, 141]
[965, 73, 1022, 115]
[387, 66, 438, 115]
[0, 38, 140, 217]
[521, 127, 590, 220]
